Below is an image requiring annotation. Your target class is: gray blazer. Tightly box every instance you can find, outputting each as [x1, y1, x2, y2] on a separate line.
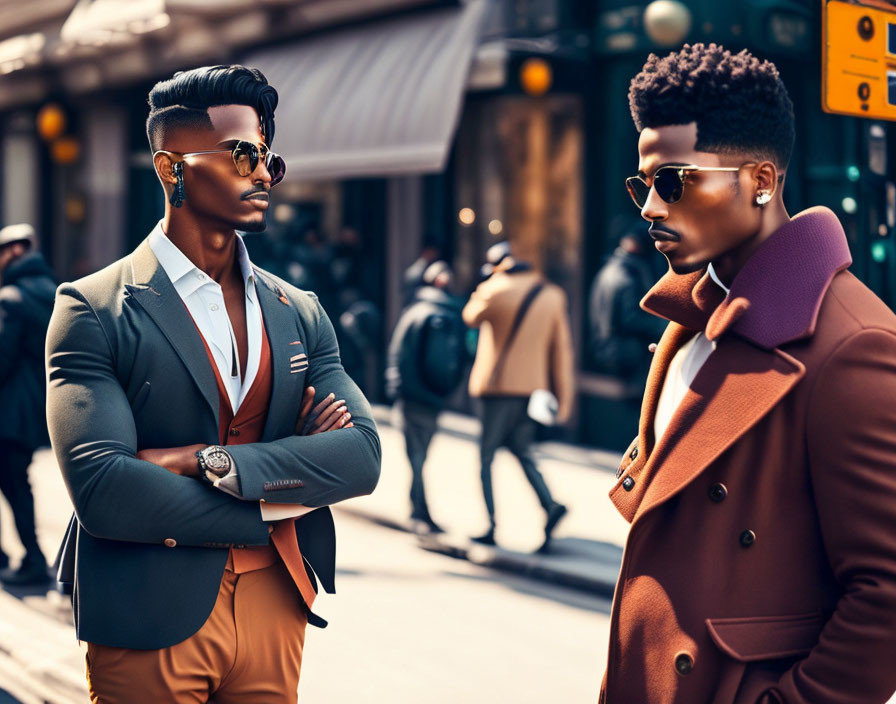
[46, 237, 380, 649]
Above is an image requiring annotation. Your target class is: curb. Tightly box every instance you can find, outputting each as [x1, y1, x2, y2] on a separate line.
[335, 504, 620, 598]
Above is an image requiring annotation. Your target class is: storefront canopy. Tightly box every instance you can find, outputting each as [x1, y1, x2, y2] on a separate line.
[242, 0, 486, 181]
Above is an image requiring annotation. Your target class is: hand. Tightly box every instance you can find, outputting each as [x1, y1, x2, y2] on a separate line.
[296, 386, 353, 436]
[136, 444, 206, 477]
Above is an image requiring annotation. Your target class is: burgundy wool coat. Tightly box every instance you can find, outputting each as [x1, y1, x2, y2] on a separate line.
[600, 207, 896, 704]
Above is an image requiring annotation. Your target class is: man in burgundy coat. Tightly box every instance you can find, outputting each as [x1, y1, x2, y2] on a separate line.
[602, 43, 896, 703]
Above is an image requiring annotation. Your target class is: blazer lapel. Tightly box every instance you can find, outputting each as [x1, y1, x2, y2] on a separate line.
[124, 238, 219, 425]
[254, 273, 304, 441]
[632, 335, 805, 524]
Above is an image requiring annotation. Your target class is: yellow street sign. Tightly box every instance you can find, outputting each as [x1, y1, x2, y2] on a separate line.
[823, 0, 896, 120]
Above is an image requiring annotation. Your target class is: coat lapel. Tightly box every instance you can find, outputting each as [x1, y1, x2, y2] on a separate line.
[633, 336, 804, 523]
[124, 238, 219, 425]
[254, 272, 304, 441]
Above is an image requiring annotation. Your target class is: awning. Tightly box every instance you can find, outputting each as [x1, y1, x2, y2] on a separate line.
[242, 0, 486, 181]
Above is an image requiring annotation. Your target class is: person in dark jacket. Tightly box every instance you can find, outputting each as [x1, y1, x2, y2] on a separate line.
[588, 215, 666, 381]
[0, 223, 56, 585]
[386, 261, 466, 534]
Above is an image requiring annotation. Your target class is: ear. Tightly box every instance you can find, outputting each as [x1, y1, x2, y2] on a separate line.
[153, 151, 178, 185]
[750, 161, 780, 197]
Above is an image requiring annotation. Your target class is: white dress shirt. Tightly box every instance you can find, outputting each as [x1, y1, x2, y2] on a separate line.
[149, 223, 261, 414]
[149, 223, 310, 521]
[653, 264, 730, 443]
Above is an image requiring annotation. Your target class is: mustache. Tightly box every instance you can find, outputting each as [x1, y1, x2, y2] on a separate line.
[241, 187, 269, 200]
[648, 224, 681, 241]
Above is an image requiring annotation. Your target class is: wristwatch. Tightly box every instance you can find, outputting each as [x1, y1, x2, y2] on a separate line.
[195, 445, 234, 483]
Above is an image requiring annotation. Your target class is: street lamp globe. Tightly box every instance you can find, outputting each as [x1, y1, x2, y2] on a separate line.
[644, 0, 692, 47]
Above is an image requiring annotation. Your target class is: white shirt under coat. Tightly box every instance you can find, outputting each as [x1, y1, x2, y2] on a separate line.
[149, 222, 309, 521]
[653, 263, 730, 444]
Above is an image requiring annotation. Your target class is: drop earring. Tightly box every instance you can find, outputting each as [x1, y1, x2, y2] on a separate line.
[169, 161, 185, 208]
[755, 191, 772, 207]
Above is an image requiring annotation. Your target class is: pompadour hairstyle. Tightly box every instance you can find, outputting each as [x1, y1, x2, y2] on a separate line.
[629, 43, 795, 170]
[146, 65, 278, 152]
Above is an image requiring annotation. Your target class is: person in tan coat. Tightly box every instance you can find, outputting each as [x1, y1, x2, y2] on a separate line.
[603, 43, 896, 703]
[462, 248, 575, 552]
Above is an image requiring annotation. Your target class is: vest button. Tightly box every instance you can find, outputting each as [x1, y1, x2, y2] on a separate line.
[708, 483, 728, 502]
[229, 428, 240, 437]
[164, 538, 176, 548]
[739, 530, 756, 548]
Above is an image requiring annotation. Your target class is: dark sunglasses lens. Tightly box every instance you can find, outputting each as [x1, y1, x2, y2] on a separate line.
[654, 168, 684, 204]
[267, 153, 286, 186]
[232, 142, 258, 177]
[626, 177, 649, 208]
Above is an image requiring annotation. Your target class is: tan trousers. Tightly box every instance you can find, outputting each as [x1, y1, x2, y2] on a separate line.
[86, 560, 308, 704]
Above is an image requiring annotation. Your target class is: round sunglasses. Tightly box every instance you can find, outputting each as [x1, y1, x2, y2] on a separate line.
[625, 164, 751, 209]
[168, 140, 286, 186]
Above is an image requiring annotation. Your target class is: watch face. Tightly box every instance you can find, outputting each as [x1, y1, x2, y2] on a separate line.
[204, 447, 231, 475]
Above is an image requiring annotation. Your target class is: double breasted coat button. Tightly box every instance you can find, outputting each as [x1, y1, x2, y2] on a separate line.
[674, 652, 694, 675]
[739, 530, 756, 548]
[708, 483, 728, 502]
[164, 538, 177, 548]
[622, 476, 635, 491]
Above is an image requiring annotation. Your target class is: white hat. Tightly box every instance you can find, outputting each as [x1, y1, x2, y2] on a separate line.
[0, 223, 35, 248]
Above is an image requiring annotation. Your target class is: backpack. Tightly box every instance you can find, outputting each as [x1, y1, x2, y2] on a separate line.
[418, 311, 466, 396]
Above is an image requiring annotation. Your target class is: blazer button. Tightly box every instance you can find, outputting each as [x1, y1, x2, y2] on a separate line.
[739, 530, 756, 548]
[674, 652, 694, 675]
[708, 483, 728, 502]
[229, 428, 240, 437]
[622, 476, 635, 492]
[164, 538, 177, 548]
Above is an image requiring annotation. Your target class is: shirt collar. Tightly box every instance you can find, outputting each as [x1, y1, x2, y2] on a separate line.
[148, 221, 257, 300]
[706, 262, 730, 295]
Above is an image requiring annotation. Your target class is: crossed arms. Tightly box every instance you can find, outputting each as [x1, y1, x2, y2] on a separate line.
[46, 285, 381, 548]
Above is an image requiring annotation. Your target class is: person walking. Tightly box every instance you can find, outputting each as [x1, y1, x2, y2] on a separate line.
[0, 224, 55, 586]
[462, 249, 574, 553]
[386, 261, 467, 534]
[602, 43, 896, 703]
[46, 65, 380, 703]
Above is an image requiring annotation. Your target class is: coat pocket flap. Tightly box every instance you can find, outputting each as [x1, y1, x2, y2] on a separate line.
[706, 612, 825, 662]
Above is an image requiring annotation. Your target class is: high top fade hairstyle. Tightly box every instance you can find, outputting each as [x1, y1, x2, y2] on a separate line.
[628, 43, 795, 171]
[146, 65, 278, 153]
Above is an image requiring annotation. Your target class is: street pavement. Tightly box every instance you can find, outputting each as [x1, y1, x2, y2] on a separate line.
[0, 417, 624, 703]
[357, 405, 628, 594]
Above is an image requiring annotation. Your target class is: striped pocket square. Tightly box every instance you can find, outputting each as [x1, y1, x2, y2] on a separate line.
[290, 352, 308, 374]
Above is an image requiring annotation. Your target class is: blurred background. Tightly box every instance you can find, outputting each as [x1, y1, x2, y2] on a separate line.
[2, 2, 895, 702]
[4, 0, 880, 452]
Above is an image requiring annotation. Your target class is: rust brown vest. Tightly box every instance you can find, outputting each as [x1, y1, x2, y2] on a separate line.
[193, 312, 317, 610]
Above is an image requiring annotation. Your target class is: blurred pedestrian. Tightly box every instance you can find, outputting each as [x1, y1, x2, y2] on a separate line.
[588, 214, 666, 382]
[46, 65, 380, 704]
[478, 240, 512, 282]
[604, 43, 896, 703]
[463, 248, 574, 552]
[386, 261, 467, 534]
[402, 244, 441, 305]
[0, 224, 55, 586]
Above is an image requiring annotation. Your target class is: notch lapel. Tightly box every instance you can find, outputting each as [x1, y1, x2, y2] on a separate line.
[124, 239, 219, 425]
[632, 335, 804, 524]
[254, 273, 304, 441]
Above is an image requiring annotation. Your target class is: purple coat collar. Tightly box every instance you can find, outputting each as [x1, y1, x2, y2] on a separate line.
[641, 207, 853, 349]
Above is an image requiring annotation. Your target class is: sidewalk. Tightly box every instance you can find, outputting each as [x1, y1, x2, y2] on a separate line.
[339, 405, 629, 596]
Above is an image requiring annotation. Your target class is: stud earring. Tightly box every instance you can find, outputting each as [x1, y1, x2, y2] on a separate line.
[755, 191, 772, 207]
[169, 161, 185, 208]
